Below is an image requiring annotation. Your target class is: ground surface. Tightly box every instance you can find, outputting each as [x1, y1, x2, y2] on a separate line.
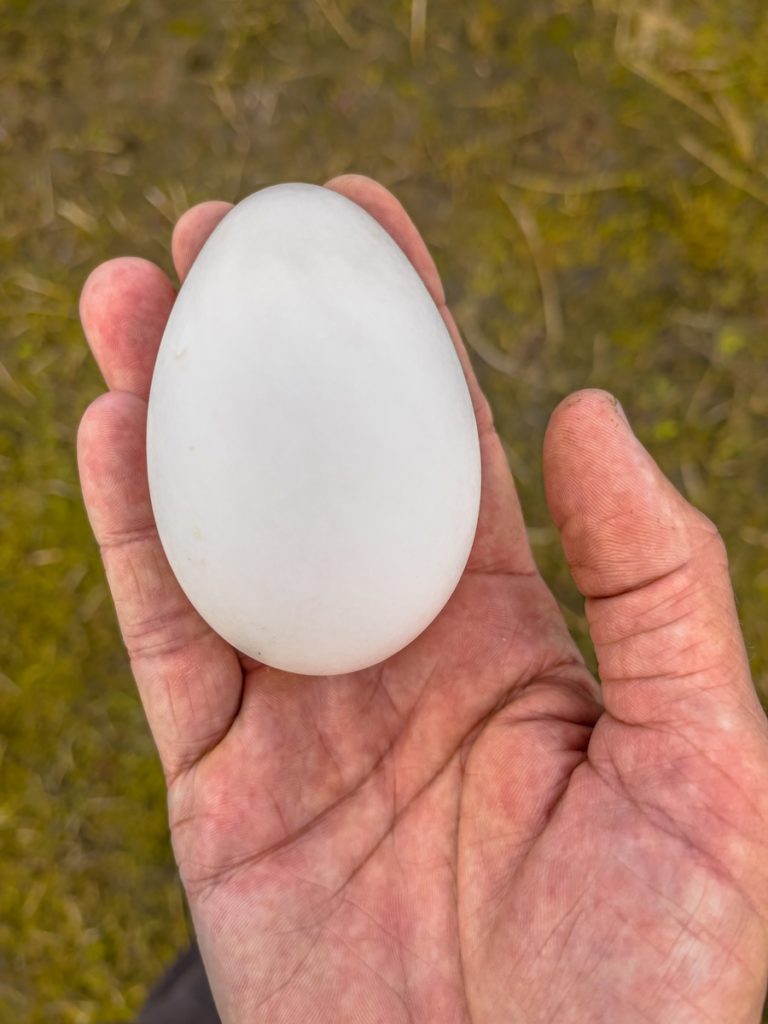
[1, 0, 767, 1020]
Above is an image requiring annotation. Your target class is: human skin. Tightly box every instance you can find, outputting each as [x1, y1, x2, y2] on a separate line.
[77, 175, 768, 1023]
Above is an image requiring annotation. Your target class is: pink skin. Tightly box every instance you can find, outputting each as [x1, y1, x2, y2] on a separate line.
[77, 175, 768, 1023]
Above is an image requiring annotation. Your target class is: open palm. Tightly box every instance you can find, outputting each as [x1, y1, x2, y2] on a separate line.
[78, 176, 768, 1023]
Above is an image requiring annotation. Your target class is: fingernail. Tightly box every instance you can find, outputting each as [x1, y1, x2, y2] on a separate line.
[615, 398, 633, 432]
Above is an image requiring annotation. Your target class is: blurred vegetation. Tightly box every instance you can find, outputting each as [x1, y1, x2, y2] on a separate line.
[1, 0, 767, 1019]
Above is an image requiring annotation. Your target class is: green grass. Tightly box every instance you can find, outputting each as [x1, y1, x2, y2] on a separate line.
[1, 0, 767, 1019]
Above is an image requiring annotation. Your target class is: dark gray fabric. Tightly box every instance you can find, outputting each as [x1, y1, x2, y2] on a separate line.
[136, 941, 220, 1024]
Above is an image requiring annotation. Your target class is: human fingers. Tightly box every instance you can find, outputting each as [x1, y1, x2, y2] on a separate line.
[325, 173, 535, 577]
[80, 257, 176, 400]
[543, 388, 766, 727]
[172, 200, 233, 281]
[77, 391, 244, 783]
[324, 173, 493, 433]
[79, 200, 233, 402]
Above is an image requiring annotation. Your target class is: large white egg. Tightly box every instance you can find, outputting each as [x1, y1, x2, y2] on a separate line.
[146, 183, 481, 675]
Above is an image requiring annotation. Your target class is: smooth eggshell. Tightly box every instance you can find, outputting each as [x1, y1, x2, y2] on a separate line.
[146, 183, 481, 675]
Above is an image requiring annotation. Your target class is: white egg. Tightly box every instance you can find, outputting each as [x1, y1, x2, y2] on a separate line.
[146, 183, 481, 675]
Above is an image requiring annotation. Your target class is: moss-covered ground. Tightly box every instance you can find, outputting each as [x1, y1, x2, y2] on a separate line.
[1, 1, 767, 1019]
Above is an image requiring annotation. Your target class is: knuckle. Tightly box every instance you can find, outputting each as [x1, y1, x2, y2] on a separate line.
[686, 505, 728, 562]
[122, 605, 206, 661]
[98, 523, 157, 552]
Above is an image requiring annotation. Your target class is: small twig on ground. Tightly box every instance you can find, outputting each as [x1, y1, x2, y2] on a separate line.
[622, 57, 722, 129]
[458, 320, 523, 379]
[410, 0, 427, 62]
[498, 188, 565, 347]
[709, 91, 755, 164]
[613, 6, 723, 131]
[315, 0, 362, 49]
[679, 133, 768, 207]
[0, 359, 35, 407]
[505, 168, 635, 196]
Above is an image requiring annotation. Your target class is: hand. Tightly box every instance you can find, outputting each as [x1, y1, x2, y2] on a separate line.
[78, 175, 768, 1023]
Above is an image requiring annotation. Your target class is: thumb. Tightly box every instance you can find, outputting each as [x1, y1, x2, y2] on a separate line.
[543, 388, 762, 728]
